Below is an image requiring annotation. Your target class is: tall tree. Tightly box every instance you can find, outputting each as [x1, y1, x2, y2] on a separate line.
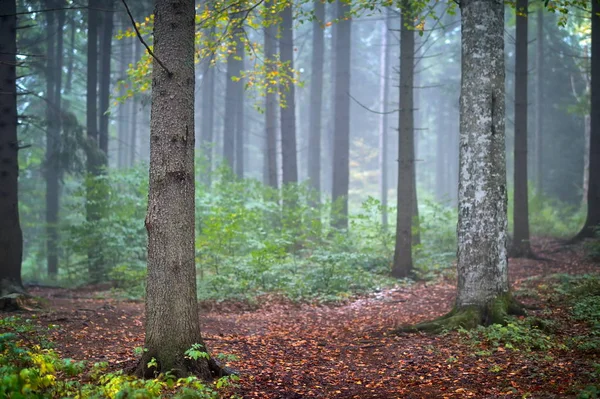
[222, 22, 243, 171]
[398, 0, 522, 331]
[308, 0, 325, 199]
[511, 0, 532, 257]
[576, 0, 600, 239]
[264, 6, 278, 188]
[379, 8, 391, 227]
[200, 28, 216, 184]
[279, 0, 298, 185]
[98, 0, 114, 157]
[234, 40, 245, 178]
[534, 5, 544, 196]
[331, 0, 351, 227]
[117, 15, 130, 168]
[130, 40, 141, 167]
[137, 0, 220, 379]
[392, 1, 416, 278]
[0, 0, 25, 304]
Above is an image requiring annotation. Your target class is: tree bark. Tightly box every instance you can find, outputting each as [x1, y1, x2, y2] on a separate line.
[98, 0, 114, 158]
[511, 0, 532, 257]
[234, 39, 245, 178]
[392, 2, 416, 278]
[264, 13, 278, 188]
[138, 0, 215, 379]
[279, 0, 298, 186]
[534, 6, 543, 196]
[223, 28, 242, 171]
[331, 0, 351, 228]
[379, 9, 391, 227]
[200, 27, 215, 184]
[308, 0, 325, 200]
[575, 0, 600, 239]
[0, 0, 26, 301]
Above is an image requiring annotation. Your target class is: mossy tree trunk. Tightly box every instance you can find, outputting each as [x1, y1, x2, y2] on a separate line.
[396, 0, 523, 332]
[137, 0, 216, 379]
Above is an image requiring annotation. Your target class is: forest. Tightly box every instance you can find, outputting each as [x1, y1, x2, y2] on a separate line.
[0, 0, 599, 397]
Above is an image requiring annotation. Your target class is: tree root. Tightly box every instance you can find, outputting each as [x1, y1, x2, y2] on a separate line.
[393, 293, 526, 334]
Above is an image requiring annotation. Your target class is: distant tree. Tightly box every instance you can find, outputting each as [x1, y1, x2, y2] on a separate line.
[392, 1, 416, 278]
[235, 39, 245, 178]
[98, 0, 114, 157]
[575, 0, 600, 239]
[397, 0, 523, 331]
[280, 0, 298, 186]
[511, 0, 532, 257]
[200, 27, 216, 183]
[137, 0, 221, 379]
[223, 21, 242, 171]
[378, 8, 391, 227]
[130, 40, 141, 167]
[117, 14, 130, 168]
[0, 0, 26, 305]
[534, 5, 544, 196]
[308, 0, 325, 199]
[264, 9, 278, 188]
[331, 0, 351, 228]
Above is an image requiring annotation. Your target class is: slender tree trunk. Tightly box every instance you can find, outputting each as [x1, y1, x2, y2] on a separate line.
[117, 15, 129, 168]
[0, 0, 25, 301]
[234, 40, 244, 178]
[223, 29, 242, 171]
[200, 28, 215, 184]
[331, 0, 351, 228]
[435, 96, 447, 202]
[137, 0, 216, 379]
[65, 11, 75, 95]
[392, 2, 415, 278]
[279, 0, 298, 186]
[576, 0, 600, 239]
[130, 40, 141, 167]
[379, 9, 391, 227]
[98, 0, 114, 158]
[264, 11, 278, 188]
[534, 5, 543, 196]
[308, 0, 325, 199]
[511, 0, 532, 257]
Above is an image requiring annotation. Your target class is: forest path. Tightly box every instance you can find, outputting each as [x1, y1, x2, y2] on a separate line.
[26, 238, 600, 398]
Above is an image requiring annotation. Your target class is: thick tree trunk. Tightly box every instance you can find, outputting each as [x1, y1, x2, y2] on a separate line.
[534, 6, 543, 196]
[234, 39, 244, 178]
[138, 0, 215, 379]
[392, 2, 415, 278]
[0, 0, 26, 301]
[576, 0, 600, 239]
[511, 0, 532, 257]
[279, 1, 298, 186]
[379, 9, 391, 227]
[308, 0, 325, 199]
[98, 0, 114, 158]
[264, 17, 278, 188]
[331, 0, 351, 228]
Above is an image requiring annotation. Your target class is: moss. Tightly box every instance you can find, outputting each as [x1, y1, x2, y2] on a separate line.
[394, 292, 525, 334]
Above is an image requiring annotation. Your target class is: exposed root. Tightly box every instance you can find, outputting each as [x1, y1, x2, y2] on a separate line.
[135, 350, 233, 380]
[393, 293, 526, 334]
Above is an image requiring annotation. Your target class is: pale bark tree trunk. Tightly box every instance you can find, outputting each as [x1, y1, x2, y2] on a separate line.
[392, 1, 416, 278]
[576, 0, 600, 239]
[200, 29, 215, 184]
[234, 39, 244, 178]
[331, 0, 351, 228]
[379, 9, 391, 227]
[435, 97, 447, 203]
[117, 15, 129, 168]
[534, 6, 543, 196]
[130, 40, 141, 167]
[280, 1, 298, 186]
[98, 0, 114, 158]
[264, 15, 278, 188]
[138, 0, 220, 379]
[308, 0, 325, 199]
[511, 0, 532, 257]
[0, 0, 26, 303]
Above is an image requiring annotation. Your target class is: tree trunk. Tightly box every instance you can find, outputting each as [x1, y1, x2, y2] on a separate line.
[98, 0, 114, 159]
[264, 11, 278, 188]
[130, 40, 141, 167]
[279, 1, 298, 186]
[511, 0, 532, 257]
[392, 2, 416, 278]
[138, 0, 215, 379]
[308, 0, 325, 200]
[576, 0, 600, 239]
[223, 30, 242, 171]
[534, 6, 543, 196]
[379, 9, 391, 227]
[200, 28, 215, 184]
[234, 39, 244, 178]
[0, 0, 26, 301]
[331, 0, 351, 228]
[117, 15, 130, 168]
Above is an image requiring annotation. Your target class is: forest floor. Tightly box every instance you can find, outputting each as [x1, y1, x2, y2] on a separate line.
[12, 238, 600, 398]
